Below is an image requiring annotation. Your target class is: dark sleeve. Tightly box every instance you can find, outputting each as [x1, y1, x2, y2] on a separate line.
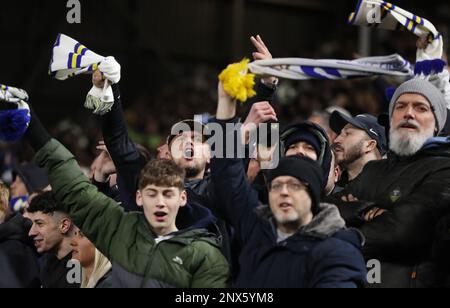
[210, 118, 261, 244]
[325, 176, 376, 227]
[242, 80, 277, 119]
[24, 107, 51, 152]
[308, 240, 367, 288]
[101, 84, 146, 211]
[359, 169, 450, 260]
[91, 178, 113, 196]
[0, 243, 40, 288]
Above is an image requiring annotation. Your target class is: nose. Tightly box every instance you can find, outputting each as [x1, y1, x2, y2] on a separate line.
[280, 184, 290, 195]
[334, 134, 343, 144]
[28, 224, 38, 238]
[295, 149, 306, 158]
[403, 105, 415, 120]
[155, 194, 165, 207]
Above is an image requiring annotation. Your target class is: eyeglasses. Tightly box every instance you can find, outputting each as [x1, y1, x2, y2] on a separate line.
[269, 181, 307, 193]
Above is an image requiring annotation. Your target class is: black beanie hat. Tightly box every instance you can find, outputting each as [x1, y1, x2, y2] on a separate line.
[280, 121, 332, 187]
[267, 156, 324, 214]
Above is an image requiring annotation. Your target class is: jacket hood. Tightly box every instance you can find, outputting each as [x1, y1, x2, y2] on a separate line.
[176, 202, 217, 231]
[0, 214, 33, 245]
[298, 203, 346, 239]
[421, 136, 450, 152]
[168, 228, 223, 250]
[280, 122, 333, 187]
[300, 203, 365, 249]
[256, 202, 360, 241]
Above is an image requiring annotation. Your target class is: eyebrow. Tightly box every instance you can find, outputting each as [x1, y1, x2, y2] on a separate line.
[144, 188, 176, 193]
[395, 101, 431, 107]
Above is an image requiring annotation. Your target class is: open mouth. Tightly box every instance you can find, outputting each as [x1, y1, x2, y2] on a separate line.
[184, 148, 194, 160]
[279, 203, 293, 211]
[399, 123, 419, 130]
[154, 211, 168, 222]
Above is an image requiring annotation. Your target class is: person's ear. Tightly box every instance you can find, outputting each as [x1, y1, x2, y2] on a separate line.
[333, 166, 340, 184]
[180, 190, 187, 208]
[365, 139, 377, 153]
[60, 217, 72, 235]
[136, 190, 143, 208]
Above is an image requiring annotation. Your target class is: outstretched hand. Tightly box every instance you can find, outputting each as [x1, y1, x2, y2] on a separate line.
[250, 35, 278, 86]
[92, 141, 116, 182]
[98, 56, 121, 84]
[251, 35, 272, 61]
[243, 101, 278, 128]
[416, 36, 429, 50]
[92, 70, 105, 88]
[241, 101, 277, 145]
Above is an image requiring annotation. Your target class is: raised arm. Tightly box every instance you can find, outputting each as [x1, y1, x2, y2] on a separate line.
[25, 107, 134, 260]
[210, 83, 262, 244]
[92, 64, 146, 212]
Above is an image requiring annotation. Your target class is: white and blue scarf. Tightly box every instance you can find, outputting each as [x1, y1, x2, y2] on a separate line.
[49, 34, 114, 115]
[248, 54, 413, 80]
[349, 0, 443, 60]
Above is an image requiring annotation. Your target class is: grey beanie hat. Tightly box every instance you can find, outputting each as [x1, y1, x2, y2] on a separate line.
[389, 78, 447, 134]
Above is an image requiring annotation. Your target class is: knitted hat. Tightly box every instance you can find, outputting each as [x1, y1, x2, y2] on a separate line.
[267, 156, 324, 214]
[280, 121, 332, 187]
[389, 79, 447, 134]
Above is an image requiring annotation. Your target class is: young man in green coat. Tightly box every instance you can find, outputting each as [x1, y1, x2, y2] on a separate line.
[22, 106, 230, 288]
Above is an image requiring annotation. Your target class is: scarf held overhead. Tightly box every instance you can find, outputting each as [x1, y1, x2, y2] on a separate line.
[348, 0, 443, 60]
[248, 54, 413, 80]
[49, 34, 114, 115]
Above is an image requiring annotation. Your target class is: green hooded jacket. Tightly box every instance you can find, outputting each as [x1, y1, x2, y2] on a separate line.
[35, 139, 230, 288]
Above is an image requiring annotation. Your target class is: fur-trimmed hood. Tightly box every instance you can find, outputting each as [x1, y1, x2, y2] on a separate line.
[256, 202, 365, 246]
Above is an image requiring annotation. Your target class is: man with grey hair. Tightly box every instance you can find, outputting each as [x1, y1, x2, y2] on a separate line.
[331, 78, 450, 288]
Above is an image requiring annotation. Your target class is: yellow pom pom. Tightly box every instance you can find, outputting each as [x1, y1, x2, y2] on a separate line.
[219, 58, 256, 102]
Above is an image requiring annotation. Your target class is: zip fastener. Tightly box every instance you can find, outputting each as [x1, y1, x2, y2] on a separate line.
[140, 240, 160, 288]
[140, 236, 184, 288]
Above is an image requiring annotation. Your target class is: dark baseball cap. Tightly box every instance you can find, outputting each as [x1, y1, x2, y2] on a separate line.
[13, 163, 49, 194]
[330, 111, 387, 156]
[167, 119, 210, 146]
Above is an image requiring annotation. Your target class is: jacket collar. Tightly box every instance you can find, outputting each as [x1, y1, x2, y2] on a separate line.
[257, 203, 346, 240]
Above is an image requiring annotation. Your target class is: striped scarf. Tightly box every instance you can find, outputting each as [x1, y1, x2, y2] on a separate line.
[0, 84, 29, 103]
[49, 34, 103, 80]
[49, 34, 114, 115]
[248, 54, 413, 80]
[349, 1, 449, 108]
[348, 0, 443, 60]
[0, 84, 31, 142]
